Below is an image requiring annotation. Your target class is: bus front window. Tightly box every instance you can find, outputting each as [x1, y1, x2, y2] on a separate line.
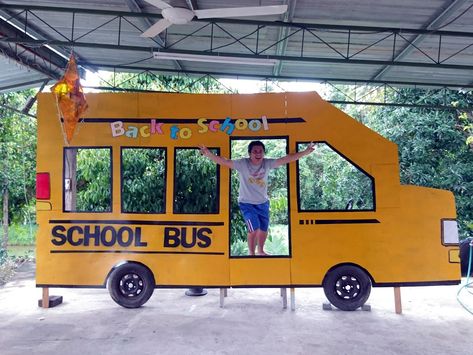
[297, 142, 374, 212]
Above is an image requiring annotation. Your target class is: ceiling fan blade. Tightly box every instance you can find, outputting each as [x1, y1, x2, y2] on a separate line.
[194, 5, 288, 19]
[141, 19, 172, 38]
[143, 0, 172, 10]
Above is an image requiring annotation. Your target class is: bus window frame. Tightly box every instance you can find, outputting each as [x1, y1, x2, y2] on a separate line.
[172, 146, 221, 215]
[295, 140, 377, 213]
[62, 146, 113, 213]
[120, 146, 167, 215]
[229, 135, 292, 259]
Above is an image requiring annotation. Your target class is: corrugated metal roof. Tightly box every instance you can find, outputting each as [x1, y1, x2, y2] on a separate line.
[0, 55, 50, 93]
[1, 0, 473, 93]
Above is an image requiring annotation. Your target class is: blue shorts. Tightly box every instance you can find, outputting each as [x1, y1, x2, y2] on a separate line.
[239, 201, 270, 232]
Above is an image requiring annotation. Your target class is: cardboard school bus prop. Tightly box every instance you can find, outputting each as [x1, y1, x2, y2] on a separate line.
[36, 92, 461, 311]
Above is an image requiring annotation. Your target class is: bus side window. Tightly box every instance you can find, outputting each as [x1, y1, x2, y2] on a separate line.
[173, 147, 219, 214]
[64, 147, 112, 212]
[121, 147, 166, 214]
[297, 142, 374, 211]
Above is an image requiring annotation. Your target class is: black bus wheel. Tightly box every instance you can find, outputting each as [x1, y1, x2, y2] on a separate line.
[323, 265, 372, 311]
[107, 263, 155, 308]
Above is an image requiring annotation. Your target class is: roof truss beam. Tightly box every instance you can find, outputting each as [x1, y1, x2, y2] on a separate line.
[1, 3, 473, 38]
[1, 5, 472, 68]
[2, 36, 470, 71]
[1, 3, 473, 90]
[272, 0, 297, 76]
[372, 0, 471, 80]
[0, 10, 68, 79]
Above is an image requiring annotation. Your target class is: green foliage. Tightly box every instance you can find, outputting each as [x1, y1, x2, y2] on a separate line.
[229, 224, 289, 256]
[7, 224, 37, 245]
[270, 196, 288, 225]
[332, 87, 473, 239]
[229, 172, 248, 243]
[122, 148, 166, 213]
[104, 72, 232, 94]
[230, 238, 248, 256]
[0, 247, 6, 265]
[265, 225, 289, 255]
[0, 90, 37, 224]
[457, 110, 473, 147]
[1, 90, 37, 265]
[75, 148, 112, 212]
[298, 142, 373, 210]
[174, 149, 218, 213]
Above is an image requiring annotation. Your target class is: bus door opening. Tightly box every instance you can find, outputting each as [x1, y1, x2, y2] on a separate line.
[229, 137, 290, 257]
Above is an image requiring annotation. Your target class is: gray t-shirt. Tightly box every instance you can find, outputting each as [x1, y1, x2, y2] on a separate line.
[233, 158, 277, 204]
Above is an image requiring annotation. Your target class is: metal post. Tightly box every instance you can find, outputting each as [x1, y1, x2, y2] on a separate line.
[281, 288, 287, 309]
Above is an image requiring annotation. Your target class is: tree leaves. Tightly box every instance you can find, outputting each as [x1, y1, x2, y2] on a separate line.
[333, 87, 473, 239]
[174, 149, 218, 214]
[75, 148, 112, 212]
[298, 142, 373, 211]
[0, 90, 37, 223]
[122, 148, 165, 213]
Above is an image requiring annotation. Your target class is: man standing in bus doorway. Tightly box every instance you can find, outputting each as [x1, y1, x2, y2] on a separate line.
[199, 141, 315, 256]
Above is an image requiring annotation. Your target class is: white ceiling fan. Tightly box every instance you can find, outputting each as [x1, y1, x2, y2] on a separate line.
[141, 0, 288, 38]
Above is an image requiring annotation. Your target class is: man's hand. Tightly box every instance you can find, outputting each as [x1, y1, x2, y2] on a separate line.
[199, 144, 211, 157]
[304, 142, 315, 155]
[273, 142, 316, 168]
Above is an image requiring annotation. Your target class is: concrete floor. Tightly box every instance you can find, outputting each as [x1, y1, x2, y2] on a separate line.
[1, 262, 472, 355]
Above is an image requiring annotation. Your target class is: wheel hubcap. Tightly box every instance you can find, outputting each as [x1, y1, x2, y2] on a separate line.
[119, 273, 144, 298]
[335, 275, 360, 300]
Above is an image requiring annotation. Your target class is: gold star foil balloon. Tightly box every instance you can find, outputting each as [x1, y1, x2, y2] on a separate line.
[51, 54, 88, 143]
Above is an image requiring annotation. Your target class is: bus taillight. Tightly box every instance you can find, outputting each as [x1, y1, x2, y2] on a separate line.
[36, 172, 50, 200]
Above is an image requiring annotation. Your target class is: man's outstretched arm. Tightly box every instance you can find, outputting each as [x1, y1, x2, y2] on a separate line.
[273, 142, 315, 168]
[199, 145, 234, 169]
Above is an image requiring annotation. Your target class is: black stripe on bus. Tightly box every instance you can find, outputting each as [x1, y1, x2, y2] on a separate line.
[49, 220, 224, 226]
[80, 117, 306, 124]
[298, 219, 380, 225]
[50, 250, 225, 255]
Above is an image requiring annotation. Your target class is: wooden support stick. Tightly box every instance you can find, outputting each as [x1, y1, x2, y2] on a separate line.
[42, 287, 49, 308]
[394, 287, 402, 314]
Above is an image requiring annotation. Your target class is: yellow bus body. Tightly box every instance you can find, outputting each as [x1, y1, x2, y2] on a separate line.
[36, 91, 460, 305]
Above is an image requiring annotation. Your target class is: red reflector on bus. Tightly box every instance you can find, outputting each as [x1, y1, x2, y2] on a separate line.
[36, 173, 50, 200]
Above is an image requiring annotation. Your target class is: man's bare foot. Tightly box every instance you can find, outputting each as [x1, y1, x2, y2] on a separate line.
[256, 250, 270, 256]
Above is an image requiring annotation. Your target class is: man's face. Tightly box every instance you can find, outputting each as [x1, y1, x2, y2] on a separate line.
[250, 145, 265, 163]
